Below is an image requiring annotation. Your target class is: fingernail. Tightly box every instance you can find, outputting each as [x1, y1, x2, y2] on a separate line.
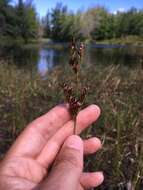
[96, 171, 104, 183]
[92, 137, 102, 149]
[90, 104, 101, 115]
[65, 135, 83, 151]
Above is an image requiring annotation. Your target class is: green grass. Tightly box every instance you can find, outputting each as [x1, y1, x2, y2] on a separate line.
[1, 36, 143, 49]
[96, 35, 143, 46]
[0, 36, 40, 48]
[0, 62, 143, 189]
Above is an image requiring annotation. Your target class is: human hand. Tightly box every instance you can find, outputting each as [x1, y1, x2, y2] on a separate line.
[0, 104, 104, 190]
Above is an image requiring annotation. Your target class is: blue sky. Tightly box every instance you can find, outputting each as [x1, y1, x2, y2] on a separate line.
[11, 0, 143, 17]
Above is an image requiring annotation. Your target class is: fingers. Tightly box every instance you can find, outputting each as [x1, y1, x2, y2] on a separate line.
[38, 135, 83, 190]
[76, 104, 101, 134]
[80, 172, 104, 189]
[37, 137, 101, 168]
[6, 104, 71, 158]
[83, 137, 102, 154]
[37, 105, 100, 168]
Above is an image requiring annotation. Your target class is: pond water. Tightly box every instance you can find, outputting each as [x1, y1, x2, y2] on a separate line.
[0, 43, 143, 76]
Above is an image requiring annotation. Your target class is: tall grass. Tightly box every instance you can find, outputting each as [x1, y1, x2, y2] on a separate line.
[0, 62, 142, 189]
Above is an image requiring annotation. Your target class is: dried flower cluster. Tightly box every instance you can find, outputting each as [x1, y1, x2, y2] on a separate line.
[61, 83, 88, 116]
[61, 39, 88, 134]
[69, 39, 84, 74]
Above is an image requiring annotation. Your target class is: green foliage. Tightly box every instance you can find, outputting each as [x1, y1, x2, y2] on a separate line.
[0, 1, 143, 42]
[0, 0, 17, 37]
[43, 3, 83, 42]
[89, 7, 115, 40]
[42, 11, 51, 38]
[114, 8, 143, 38]
[51, 3, 68, 41]
[42, 4, 143, 42]
[15, 0, 39, 42]
[0, 0, 39, 43]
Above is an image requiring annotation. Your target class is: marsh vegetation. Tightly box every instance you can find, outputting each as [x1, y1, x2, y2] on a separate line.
[0, 43, 143, 189]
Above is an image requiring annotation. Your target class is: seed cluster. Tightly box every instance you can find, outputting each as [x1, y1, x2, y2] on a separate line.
[61, 83, 88, 117]
[61, 38, 88, 134]
[69, 39, 84, 74]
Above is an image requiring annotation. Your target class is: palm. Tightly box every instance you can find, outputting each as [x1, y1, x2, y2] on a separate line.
[0, 105, 101, 190]
[0, 157, 45, 189]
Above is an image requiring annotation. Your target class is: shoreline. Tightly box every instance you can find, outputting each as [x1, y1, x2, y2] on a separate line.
[1, 36, 143, 49]
[95, 36, 143, 46]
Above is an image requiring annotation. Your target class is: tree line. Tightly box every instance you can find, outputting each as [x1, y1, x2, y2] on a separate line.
[43, 3, 143, 42]
[0, 1, 143, 43]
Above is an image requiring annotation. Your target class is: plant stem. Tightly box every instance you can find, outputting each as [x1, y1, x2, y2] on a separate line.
[74, 71, 79, 135]
[73, 115, 77, 135]
[76, 72, 79, 96]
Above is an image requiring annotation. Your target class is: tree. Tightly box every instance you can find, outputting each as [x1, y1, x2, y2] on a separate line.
[137, 10, 143, 37]
[89, 7, 115, 40]
[114, 8, 143, 38]
[50, 3, 67, 41]
[50, 3, 83, 42]
[42, 10, 51, 38]
[0, 0, 17, 38]
[0, 0, 39, 43]
[80, 9, 96, 40]
[15, 0, 38, 43]
[1, 1, 143, 43]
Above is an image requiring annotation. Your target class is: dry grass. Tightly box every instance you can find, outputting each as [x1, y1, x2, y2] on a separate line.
[0, 62, 143, 189]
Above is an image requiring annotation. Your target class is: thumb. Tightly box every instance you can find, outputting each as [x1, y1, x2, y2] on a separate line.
[40, 135, 83, 190]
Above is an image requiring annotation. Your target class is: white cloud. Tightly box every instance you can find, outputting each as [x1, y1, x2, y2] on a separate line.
[118, 8, 125, 12]
[113, 8, 125, 15]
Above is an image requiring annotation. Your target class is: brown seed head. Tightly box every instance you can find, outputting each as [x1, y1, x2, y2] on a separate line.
[79, 87, 88, 103]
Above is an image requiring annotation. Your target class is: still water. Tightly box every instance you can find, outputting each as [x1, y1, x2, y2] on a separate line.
[0, 43, 143, 76]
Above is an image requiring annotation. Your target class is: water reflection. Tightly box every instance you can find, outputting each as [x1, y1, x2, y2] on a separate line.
[37, 47, 69, 75]
[38, 49, 54, 76]
[86, 46, 143, 67]
[0, 44, 143, 76]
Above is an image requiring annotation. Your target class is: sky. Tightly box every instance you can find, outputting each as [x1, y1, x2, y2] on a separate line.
[11, 0, 143, 17]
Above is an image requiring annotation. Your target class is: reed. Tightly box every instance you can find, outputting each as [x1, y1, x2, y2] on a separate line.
[61, 39, 87, 134]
